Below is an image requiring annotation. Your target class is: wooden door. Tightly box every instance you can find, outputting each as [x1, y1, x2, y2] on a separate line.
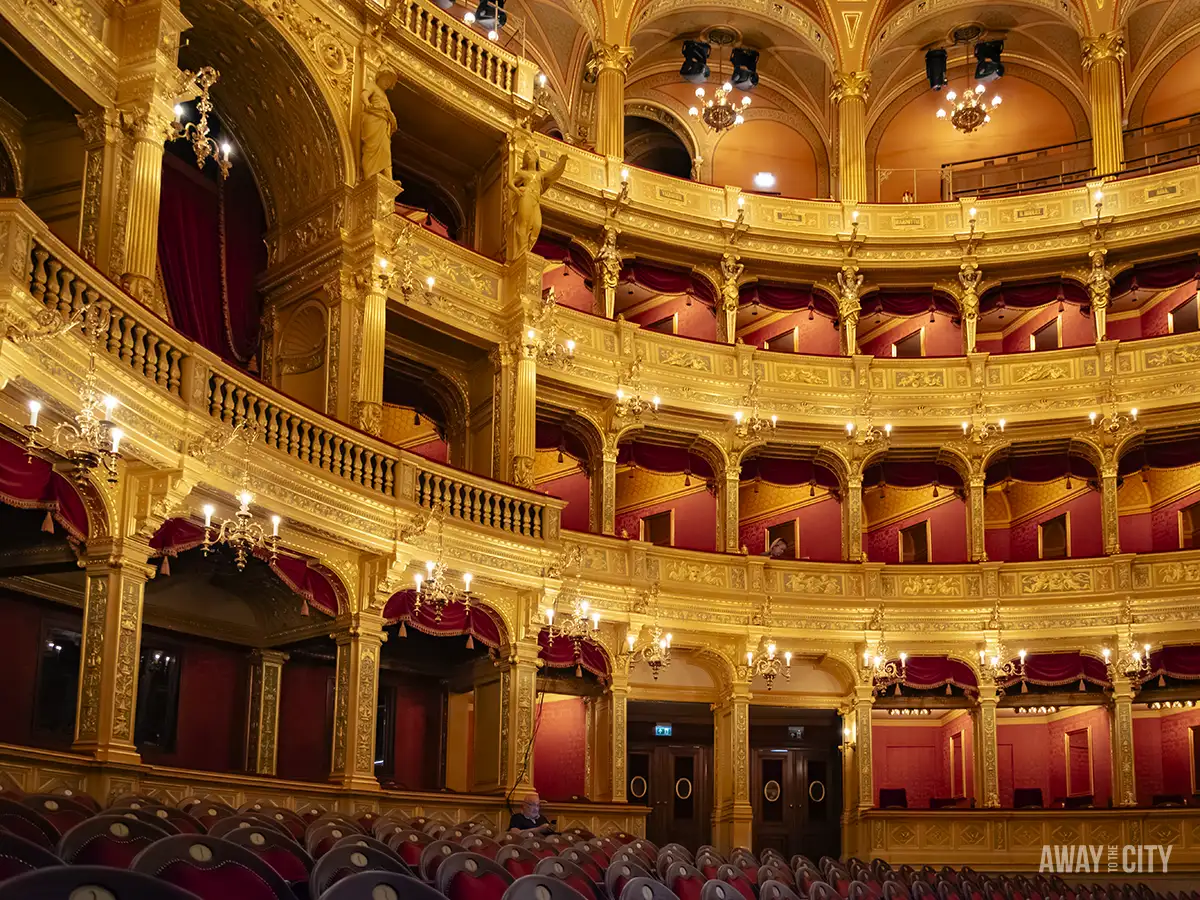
[630, 746, 712, 848]
[752, 749, 840, 860]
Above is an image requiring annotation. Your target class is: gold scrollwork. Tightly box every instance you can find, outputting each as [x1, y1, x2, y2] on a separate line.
[675, 777, 692, 800]
[630, 775, 648, 799]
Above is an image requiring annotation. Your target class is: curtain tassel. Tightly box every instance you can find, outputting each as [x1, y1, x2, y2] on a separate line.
[1021, 680, 1028, 694]
[894, 683, 902, 697]
[809, 482, 816, 498]
[575, 664, 583, 677]
[1078, 678, 1086, 691]
[807, 302, 814, 321]
[399, 621, 408, 637]
[932, 482, 939, 498]
[684, 470, 691, 487]
[946, 684, 952, 695]
[160, 555, 171, 577]
[1159, 674, 1167, 688]
[41, 510, 54, 534]
[300, 598, 310, 617]
[465, 634, 474, 650]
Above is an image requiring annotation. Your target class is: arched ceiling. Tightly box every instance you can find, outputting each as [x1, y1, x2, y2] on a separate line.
[179, 0, 350, 228]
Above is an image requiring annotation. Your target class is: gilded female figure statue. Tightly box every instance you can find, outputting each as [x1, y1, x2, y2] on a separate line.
[509, 146, 567, 258]
[361, 70, 398, 181]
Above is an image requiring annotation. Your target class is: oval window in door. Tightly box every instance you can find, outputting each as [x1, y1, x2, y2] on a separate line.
[675, 777, 693, 800]
[808, 780, 826, 803]
[763, 779, 782, 802]
[630, 775, 648, 799]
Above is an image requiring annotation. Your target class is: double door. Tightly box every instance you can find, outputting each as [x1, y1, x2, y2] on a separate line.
[628, 745, 712, 850]
[752, 748, 839, 861]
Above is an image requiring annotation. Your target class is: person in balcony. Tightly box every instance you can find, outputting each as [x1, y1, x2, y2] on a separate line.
[508, 792, 554, 836]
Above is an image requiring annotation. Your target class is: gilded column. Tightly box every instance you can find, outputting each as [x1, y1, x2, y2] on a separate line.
[502, 637, 542, 795]
[719, 470, 740, 553]
[850, 685, 874, 811]
[74, 540, 154, 764]
[831, 72, 871, 203]
[973, 681, 1001, 808]
[601, 445, 618, 535]
[592, 670, 629, 801]
[76, 110, 125, 274]
[1109, 674, 1137, 807]
[329, 613, 386, 791]
[968, 476, 988, 562]
[1102, 464, 1121, 555]
[246, 649, 288, 776]
[119, 111, 173, 313]
[1082, 33, 1127, 177]
[513, 334, 538, 489]
[712, 682, 752, 854]
[844, 473, 864, 562]
[592, 43, 635, 159]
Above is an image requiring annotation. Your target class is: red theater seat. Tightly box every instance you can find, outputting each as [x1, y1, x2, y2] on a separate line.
[0, 865, 205, 900]
[496, 845, 540, 880]
[389, 828, 433, 868]
[716, 864, 758, 900]
[131, 834, 296, 900]
[665, 862, 707, 900]
[21, 794, 93, 834]
[58, 815, 167, 868]
[324, 870, 446, 900]
[310, 842, 413, 897]
[0, 830, 61, 881]
[440, 851, 516, 900]
[760, 881, 803, 900]
[0, 797, 60, 848]
[222, 823, 314, 884]
[606, 859, 653, 899]
[535, 855, 602, 900]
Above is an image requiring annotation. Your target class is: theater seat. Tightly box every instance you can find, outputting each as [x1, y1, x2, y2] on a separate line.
[0, 796, 60, 848]
[419, 839, 465, 882]
[760, 881, 803, 900]
[0, 865, 205, 900]
[310, 844, 413, 897]
[716, 863, 758, 900]
[131, 834, 296, 900]
[331, 833, 409, 866]
[58, 814, 167, 868]
[496, 845, 540, 880]
[222, 823, 315, 884]
[440, 852, 516, 900]
[505, 875, 593, 900]
[0, 830, 61, 881]
[664, 862, 707, 900]
[605, 859, 653, 899]
[21, 793, 94, 833]
[536, 856, 603, 900]
[323, 870, 447, 900]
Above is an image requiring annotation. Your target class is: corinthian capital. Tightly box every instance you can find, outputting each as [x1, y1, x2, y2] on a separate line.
[591, 41, 635, 74]
[1082, 32, 1126, 69]
[831, 71, 871, 104]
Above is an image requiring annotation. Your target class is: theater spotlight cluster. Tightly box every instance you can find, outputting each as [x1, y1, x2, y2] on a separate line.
[927, 38, 1005, 134]
[683, 28, 758, 135]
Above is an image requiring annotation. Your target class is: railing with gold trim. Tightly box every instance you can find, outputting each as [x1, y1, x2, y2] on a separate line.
[1, 200, 561, 544]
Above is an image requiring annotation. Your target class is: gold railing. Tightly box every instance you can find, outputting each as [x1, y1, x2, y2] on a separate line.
[1, 201, 560, 544]
[0, 743, 647, 836]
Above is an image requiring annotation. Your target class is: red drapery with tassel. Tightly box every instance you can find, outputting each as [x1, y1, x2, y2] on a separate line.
[901, 656, 978, 694]
[0, 438, 89, 540]
[537, 628, 610, 681]
[381, 590, 505, 649]
[1002, 652, 1110, 690]
[1143, 646, 1200, 685]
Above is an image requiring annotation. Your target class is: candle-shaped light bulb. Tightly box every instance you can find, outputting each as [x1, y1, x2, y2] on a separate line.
[527, 329, 535, 340]
[900, 652, 907, 664]
[1144, 643, 1151, 653]
[1019, 649, 1027, 660]
[737, 195, 745, 208]
[1131, 408, 1138, 420]
[874, 654, 883, 666]
[1102, 647, 1111, 660]
[174, 104, 184, 119]
[770, 414, 778, 426]
[616, 389, 625, 400]
[220, 142, 232, 157]
[463, 572, 472, 592]
[27, 400, 40, 429]
[379, 258, 389, 270]
[545, 608, 555, 625]
[658, 637, 667, 650]
[962, 421, 969, 434]
[980, 649, 986, 662]
[110, 427, 124, 453]
[851, 210, 859, 223]
[884, 423, 892, 436]
[1094, 190, 1104, 204]
[271, 515, 281, 536]
[864, 650, 872, 665]
[734, 410, 743, 424]
[426, 560, 435, 576]
[746, 651, 754, 665]
[991, 655, 1000, 667]
[591, 612, 600, 629]
[1089, 411, 1097, 424]
[620, 167, 630, 182]
[237, 490, 253, 508]
[969, 207, 977, 220]
[580, 600, 589, 614]
[844, 726, 852, 738]
[627, 633, 636, 650]
[846, 422, 854, 435]
[665, 633, 672, 647]
[414, 573, 423, 593]
[999, 418, 1006, 431]
[652, 396, 660, 409]
[1133, 650, 1141, 663]
[102, 395, 118, 419]
[203, 504, 214, 527]
[767, 642, 776, 659]
[784, 651, 792, 666]
[566, 339, 576, 353]
[426, 276, 436, 290]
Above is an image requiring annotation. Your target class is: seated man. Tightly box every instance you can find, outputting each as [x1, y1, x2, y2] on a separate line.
[508, 792, 554, 837]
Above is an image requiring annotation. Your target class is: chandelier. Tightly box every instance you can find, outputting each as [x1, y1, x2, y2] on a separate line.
[614, 357, 659, 420]
[544, 582, 600, 649]
[935, 48, 1001, 135]
[734, 378, 776, 439]
[863, 648, 907, 696]
[411, 508, 476, 619]
[845, 399, 892, 447]
[524, 288, 577, 370]
[741, 637, 791, 690]
[623, 624, 673, 679]
[688, 32, 751, 135]
[960, 399, 1006, 444]
[202, 477, 281, 571]
[1088, 385, 1138, 436]
[24, 313, 126, 485]
[378, 226, 436, 303]
[170, 67, 233, 179]
[1102, 636, 1152, 679]
[979, 646, 1026, 683]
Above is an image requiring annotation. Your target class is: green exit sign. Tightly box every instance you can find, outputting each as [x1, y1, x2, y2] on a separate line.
[654, 723, 672, 737]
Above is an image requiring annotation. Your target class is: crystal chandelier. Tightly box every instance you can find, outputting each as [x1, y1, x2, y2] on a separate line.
[935, 47, 1001, 135]
[1102, 636, 1152, 679]
[979, 646, 1026, 683]
[1088, 385, 1138, 436]
[688, 33, 751, 135]
[411, 509, 476, 620]
[733, 378, 776, 439]
[544, 582, 600, 647]
[170, 67, 233, 179]
[202, 475, 281, 571]
[524, 288, 577, 370]
[24, 319, 126, 486]
[862, 647, 907, 696]
[378, 226, 436, 303]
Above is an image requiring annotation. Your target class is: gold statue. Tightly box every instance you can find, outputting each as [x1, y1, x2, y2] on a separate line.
[597, 224, 621, 317]
[509, 145, 567, 258]
[959, 260, 982, 354]
[836, 263, 863, 355]
[361, 70, 398, 181]
[1088, 248, 1111, 342]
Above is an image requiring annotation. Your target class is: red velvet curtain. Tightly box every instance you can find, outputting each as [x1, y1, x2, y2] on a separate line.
[1118, 438, 1200, 475]
[621, 261, 716, 306]
[537, 629, 610, 680]
[738, 282, 838, 318]
[158, 155, 265, 367]
[986, 455, 1097, 486]
[381, 590, 504, 648]
[903, 657, 978, 692]
[617, 442, 714, 480]
[0, 438, 88, 540]
[535, 422, 590, 464]
[1008, 652, 1110, 689]
[740, 457, 840, 490]
[534, 234, 593, 279]
[862, 289, 958, 318]
[1145, 646, 1200, 682]
[862, 462, 962, 489]
[1112, 256, 1200, 295]
[980, 279, 1088, 314]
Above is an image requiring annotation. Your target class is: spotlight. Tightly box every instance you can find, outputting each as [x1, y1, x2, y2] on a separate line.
[974, 40, 1004, 81]
[680, 40, 711, 85]
[473, 0, 505, 31]
[753, 171, 776, 189]
[730, 46, 759, 92]
[925, 48, 947, 90]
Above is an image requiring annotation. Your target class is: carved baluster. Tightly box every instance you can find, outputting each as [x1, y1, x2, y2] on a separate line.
[282, 415, 296, 456]
[55, 269, 75, 317]
[131, 325, 148, 376]
[143, 335, 160, 384]
[69, 276, 87, 320]
[349, 445, 362, 484]
[119, 316, 135, 364]
[43, 260, 63, 312]
[208, 374, 226, 418]
[370, 454, 382, 492]
[167, 349, 182, 394]
[29, 248, 49, 302]
[383, 459, 395, 495]
[532, 507, 542, 540]
[106, 309, 122, 356]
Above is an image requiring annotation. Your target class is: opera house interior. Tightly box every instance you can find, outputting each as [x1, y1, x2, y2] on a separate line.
[5, 0, 1200, 894]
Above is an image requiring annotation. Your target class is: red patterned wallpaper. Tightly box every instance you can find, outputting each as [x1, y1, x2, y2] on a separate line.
[534, 696, 588, 802]
[539, 470, 591, 533]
